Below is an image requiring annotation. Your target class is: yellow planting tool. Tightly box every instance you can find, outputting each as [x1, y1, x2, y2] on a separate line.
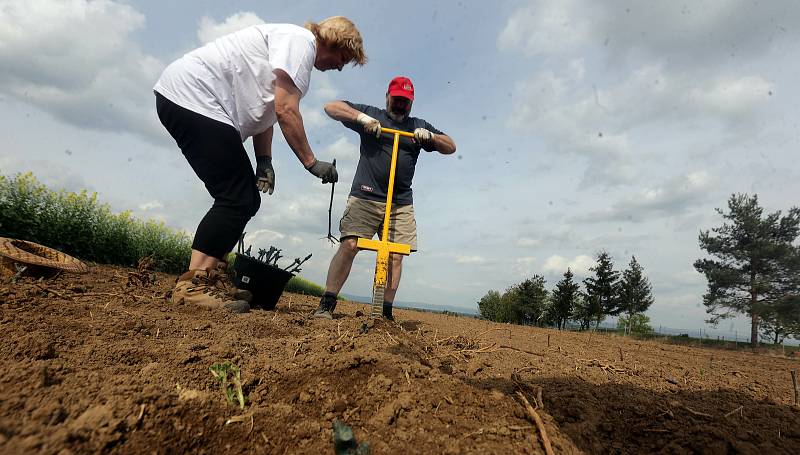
[357, 127, 413, 318]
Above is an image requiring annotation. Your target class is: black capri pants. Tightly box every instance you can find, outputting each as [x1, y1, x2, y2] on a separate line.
[155, 92, 260, 260]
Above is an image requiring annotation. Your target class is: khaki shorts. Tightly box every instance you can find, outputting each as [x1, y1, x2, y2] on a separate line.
[339, 196, 418, 251]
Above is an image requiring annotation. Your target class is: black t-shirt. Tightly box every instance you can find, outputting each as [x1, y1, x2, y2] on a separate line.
[341, 102, 444, 205]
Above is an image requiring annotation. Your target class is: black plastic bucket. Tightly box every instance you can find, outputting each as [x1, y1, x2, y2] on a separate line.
[231, 253, 294, 310]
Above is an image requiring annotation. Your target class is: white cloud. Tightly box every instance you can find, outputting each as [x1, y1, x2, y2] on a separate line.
[669, 267, 706, 288]
[138, 200, 164, 211]
[456, 255, 485, 264]
[594, 66, 773, 131]
[509, 71, 567, 125]
[512, 256, 537, 278]
[517, 237, 541, 247]
[691, 76, 773, 120]
[568, 58, 586, 81]
[0, 156, 94, 194]
[572, 170, 714, 223]
[507, 70, 637, 187]
[197, 12, 265, 44]
[498, 1, 788, 189]
[308, 72, 340, 102]
[0, 0, 165, 143]
[497, 0, 591, 57]
[498, 1, 800, 65]
[237, 229, 309, 262]
[241, 228, 303, 252]
[298, 73, 342, 131]
[254, 187, 335, 239]
[507, 60, 772, 188]
[301, 106, 329, 130]
[324, 136, 358, 160]
[541, 254, 594, 276]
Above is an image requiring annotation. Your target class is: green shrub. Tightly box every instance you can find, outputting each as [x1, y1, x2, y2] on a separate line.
[617, 313, 654, 335]
[0, 172, 191, 273]
[285, 275, 326, 297]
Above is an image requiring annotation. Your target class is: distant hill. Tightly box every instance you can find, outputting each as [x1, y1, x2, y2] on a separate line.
[339, 293, 478, 317]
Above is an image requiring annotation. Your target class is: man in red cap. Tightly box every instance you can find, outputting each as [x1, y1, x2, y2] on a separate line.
[313, 76, 457, 320]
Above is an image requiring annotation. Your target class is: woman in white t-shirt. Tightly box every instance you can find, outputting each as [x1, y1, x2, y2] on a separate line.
[154, 16, 367, 313]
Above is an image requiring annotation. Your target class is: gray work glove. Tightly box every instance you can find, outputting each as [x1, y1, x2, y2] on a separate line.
[356, 112, 382, 139]
[256, 155, 275, 194]
[305, 158, 338, 184]
[413, 128, 435, 147]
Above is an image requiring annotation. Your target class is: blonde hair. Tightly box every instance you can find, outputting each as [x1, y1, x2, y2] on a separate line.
[305, 16, 367, 66]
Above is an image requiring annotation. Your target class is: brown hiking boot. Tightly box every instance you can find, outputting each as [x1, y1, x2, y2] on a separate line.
[172, 270, 250, 313]
[213, 262, 253, 303]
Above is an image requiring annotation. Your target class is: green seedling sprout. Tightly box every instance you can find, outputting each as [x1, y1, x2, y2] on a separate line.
[333, 420, 370, 455]
[209, 361, 245, 409]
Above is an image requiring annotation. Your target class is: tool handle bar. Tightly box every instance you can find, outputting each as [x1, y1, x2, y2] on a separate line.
[380, 127, 414, 138]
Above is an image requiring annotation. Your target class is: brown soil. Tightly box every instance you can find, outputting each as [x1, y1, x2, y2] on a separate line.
[1, 263, 799, 454]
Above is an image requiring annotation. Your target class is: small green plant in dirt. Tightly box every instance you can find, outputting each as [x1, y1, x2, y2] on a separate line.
[333, 420, 371, 455]
[209, 362, 245, 409]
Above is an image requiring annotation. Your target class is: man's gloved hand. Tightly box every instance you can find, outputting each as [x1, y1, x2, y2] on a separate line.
[256, 155, 275, 194]
[306, 158, 338, 184]
[356, 113, 382, 139]
[414, 128, 435, 147]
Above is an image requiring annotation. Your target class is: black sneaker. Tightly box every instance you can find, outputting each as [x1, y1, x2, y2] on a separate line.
[382, 302, 395, 321]
[313, 294, 337, 319]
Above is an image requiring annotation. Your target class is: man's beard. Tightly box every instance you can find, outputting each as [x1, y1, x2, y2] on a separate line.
[387, 109, 408, 122]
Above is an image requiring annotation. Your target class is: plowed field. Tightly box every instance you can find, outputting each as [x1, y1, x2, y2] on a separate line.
[1, 264, 799, 454]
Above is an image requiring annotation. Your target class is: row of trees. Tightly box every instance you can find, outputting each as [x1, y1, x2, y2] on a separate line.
[695, 193, 800, 346]
[478, 253, 655, 332]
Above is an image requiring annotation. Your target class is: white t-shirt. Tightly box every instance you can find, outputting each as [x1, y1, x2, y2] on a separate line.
[154, 24, 316, 141]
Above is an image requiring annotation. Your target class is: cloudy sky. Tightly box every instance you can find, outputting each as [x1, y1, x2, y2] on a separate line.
[2, 0, 798, 336]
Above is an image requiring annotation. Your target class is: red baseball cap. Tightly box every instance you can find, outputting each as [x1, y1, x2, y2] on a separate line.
[387, 76, 414, 101]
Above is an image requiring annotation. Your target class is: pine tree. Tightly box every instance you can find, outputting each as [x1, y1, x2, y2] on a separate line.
[507, 276, 548, 325]
[619, 256, 655, 333]
[761, 246, 800, 343]
[759, 298, 800, 344]
[694, 194, 800, 346]
[551, 268, 581, 329]
[583, 251, 621, 328]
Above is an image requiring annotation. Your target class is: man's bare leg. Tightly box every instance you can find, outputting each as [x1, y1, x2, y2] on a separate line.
[381, 254, 404, 320]
[314, 238, 359, 319]
[384, 253, 404, 303]
[325, 237, 359, 294]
